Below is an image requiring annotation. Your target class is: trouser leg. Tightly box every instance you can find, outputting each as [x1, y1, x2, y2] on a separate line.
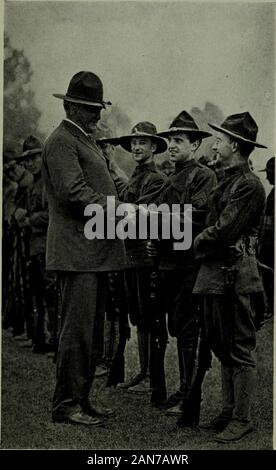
[52, 272, 105, 420]
[137, 329, 149, 377]
[221, 364, 235, 418]
[232, 365, 255, 424]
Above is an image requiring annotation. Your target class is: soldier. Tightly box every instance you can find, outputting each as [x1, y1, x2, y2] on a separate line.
[110, 121, 167, 393]
[145, 110, 216, 415]
[43, 71, 132, 426]
[258, 156, 274, 317]
[9, 151, 33, 338]
[258, 157, 274, 269]
[15, 136, 58, 353]
[2, 151, 20, 330]
[193, 112, 267, 442]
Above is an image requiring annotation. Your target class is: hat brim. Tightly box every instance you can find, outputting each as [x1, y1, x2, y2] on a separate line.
[208, 123, 267, 149]
[158, 127, 212, 139]
[119, 133, 168, 154]
[20, 148, 43, 159]
[53, 93, 111, 109]
[97, 137, 120, 146]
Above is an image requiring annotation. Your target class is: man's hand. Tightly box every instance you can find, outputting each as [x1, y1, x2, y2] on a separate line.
[14, 208, 27, 223]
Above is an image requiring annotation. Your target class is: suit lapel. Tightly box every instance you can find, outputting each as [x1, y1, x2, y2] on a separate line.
[61, 120, 106, 161]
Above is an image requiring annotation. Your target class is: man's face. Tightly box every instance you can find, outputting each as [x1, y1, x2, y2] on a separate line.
[167, 132, 195, 163]
[73, 104, 102, 133]
[212, 132, 234, 167]
[131, 136, 156, 164]
[26, 153, 42, 175]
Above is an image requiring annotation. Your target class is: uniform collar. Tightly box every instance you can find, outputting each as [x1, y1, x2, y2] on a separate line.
[134, 160, 156, 173]
[174, 158, 197, 174]
[224, 161, 250, 176]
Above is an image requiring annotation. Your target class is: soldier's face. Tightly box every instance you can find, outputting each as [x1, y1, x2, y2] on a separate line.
[212, 132, 234, 167]
[168, 133, 195, 163]
[73, 104, 102, 133]
[26, 153, 42, 175]
[131, 137, 156, 164]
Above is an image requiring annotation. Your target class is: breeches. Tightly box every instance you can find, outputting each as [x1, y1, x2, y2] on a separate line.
[202, 294, 258, 368]
[161, 270, 199, 348]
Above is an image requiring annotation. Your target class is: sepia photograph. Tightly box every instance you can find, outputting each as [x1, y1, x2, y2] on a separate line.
[1, 0, 275, 457]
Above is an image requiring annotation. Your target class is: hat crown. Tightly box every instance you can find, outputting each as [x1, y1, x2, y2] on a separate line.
[131, 121, 157, 136]
[170, 110, 199, 131]
[23, 135, 43, 152]
[67, 71, 104, 104]
[221, 112, 258, 142]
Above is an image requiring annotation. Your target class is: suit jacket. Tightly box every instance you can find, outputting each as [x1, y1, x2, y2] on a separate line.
[42, 120, 126, 271]
[193, 162, 266, 294]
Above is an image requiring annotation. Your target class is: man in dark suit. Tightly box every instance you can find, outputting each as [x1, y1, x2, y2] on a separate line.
[193, 112, 267, 442]
[42, 71, 130, 426]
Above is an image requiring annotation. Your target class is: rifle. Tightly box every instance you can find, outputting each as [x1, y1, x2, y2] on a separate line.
[149, 256, 168, 407]
[106, 272, 131, 387]
[177, 304, 212, 428]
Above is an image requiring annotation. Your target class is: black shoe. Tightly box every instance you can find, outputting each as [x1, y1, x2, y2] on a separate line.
[117, 373, 145, 390]
[53, 411, 104, 426]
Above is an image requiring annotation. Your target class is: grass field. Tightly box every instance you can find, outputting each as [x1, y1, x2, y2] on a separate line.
[1, 318, 273, 451]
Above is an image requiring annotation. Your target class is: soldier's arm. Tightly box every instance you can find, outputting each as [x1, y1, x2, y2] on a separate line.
[29, 210, 49, 229]
[194, 178, 266, 259]
[28, 186, 49, 229]
[139, 173, 167, 203]
[191, 169, 217, 210]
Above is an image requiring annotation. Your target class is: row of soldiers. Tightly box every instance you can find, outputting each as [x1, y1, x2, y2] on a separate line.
[3, 137, 58, 355]
[95, 112, 274, 432]
[3, 102, 274, 442]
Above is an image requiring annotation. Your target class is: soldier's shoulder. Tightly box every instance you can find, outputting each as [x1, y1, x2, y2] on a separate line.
[242, 169, 264, 187]
[145, 169, 166, 183]
[234, 170, 266, 197]
[194, 161, 216, 179]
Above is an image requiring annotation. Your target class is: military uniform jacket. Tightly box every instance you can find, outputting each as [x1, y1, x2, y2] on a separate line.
[258, 187, 274, 269]
[42, 120, 126, 271]
[26, 173, 48, 257]
[113, 160, 166, 268]
[193, 162, 266, 294]
[150, 159, 217, 271]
